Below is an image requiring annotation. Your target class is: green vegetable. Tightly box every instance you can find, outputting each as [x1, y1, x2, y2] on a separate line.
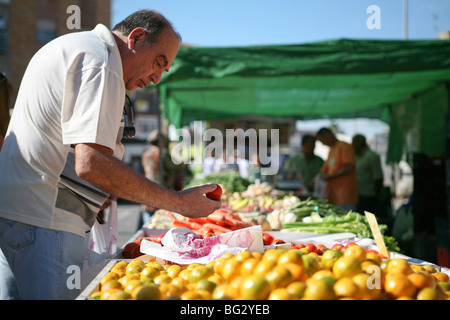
[185, 171, 250, 193]
[281, 205, 400, 252]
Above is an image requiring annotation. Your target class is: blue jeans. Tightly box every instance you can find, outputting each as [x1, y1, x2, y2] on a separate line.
[0, 216, 85, 300]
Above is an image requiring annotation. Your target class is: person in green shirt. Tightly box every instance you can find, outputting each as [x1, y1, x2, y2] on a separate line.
[352, 134, 384, 214]
[283, 135, 324, 192]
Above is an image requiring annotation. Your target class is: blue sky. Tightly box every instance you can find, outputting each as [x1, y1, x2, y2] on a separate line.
[110, 1, 450, 140]
[111, 0, 450, 47]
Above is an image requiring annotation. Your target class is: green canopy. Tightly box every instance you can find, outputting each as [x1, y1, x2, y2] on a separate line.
[156, 39, 450, 162]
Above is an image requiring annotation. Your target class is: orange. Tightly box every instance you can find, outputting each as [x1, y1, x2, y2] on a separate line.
[277, 250, 303, 266]
[228, 276, 245, 298]
[101, 279, 123, 292]
[180, 290, 203, 300]
[431, 272, 450, 283]
[179, 269, 191, 282]
[240, 257, 259, 277]
[100, 272, 120, 287]
[234, 250, 252, 262]
[437, 281, 450, 292]
[166, 264, 183, 279]
[365, 252, 382, 265]
[211, 284, 234, 300]
[253, 259, 277, 277]
[126, 263, 144, 275]
[416, 287, 442, 300]
[186, 263, 202, 271]
[153, 274, 171, 285]
[106, 290, 131, 300]
[196, 289, 212, 300]
[410, 264, 425, 273]
[208, 274, 226, 286]
[221, 252, 235, 260]
[111, 260, 128, 271]
[171, 276, 188, 286]
[386, 258, 412, 275]
[124, 279, 144, 294]
[100, 288, 122, 300]
[251, 251, 263, 260]
[361, 259, 379, 273]
[159, 282, 186, 299]
[213, 258, 228, 275]
[118, 273, 140, 287]
[352, 273, 382, 300]
[145, 261, 164, 271]
[263, 248, 286, 263]
[344, 244, 366, 262]
[220, 258, 242, 281]
[265, 265, 294, 289]
[239, 275, 271, 300]
[302, 254, 321, 276]
[299, 248, 311, 254]
[384, 272, 416, 299]
[128, 259, 145, 267]
[195, 278, 216, 294]
[286, 281, 306, 299]
[111, 268, 125, 278]
[311, 270, 335, 281]
[333, 277, 361, 299]
[380, 260, 389, 274]
[140, 265, 161, 281]
[132, 284, 161, 300]
[332, 256, 362, 279]
[321, 249, 343, 270]
[422, 264, 437, 274]
[285, 263, 307, 282]
[189, 265, 214, 283]
[268, 288, 292, 300]
[303, 278, 336, 300]
[407, 272, 435, 290]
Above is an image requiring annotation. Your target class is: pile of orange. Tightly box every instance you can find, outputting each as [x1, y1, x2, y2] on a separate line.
[88, 244, 450, 300]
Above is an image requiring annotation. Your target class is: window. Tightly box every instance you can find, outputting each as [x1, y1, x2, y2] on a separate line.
[36, 19, 57, 44]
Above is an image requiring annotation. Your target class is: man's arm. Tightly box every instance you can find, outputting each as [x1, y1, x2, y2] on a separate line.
[320, 164, 355, 181]
[74, 143, 220, 218]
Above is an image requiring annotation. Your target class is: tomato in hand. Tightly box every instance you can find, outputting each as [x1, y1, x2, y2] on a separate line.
[205, 185, 222, 200]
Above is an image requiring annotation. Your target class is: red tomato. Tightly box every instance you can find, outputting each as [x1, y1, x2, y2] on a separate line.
[316, 244, 326, 251]
[271, 239, 286, 245]
[331, 244, 344, 251]
[296, 243, 306, 249]
[263, 232, 274, 246]
[205, 185, 222, 200]
[344, 242, 357, 248]
[306, 243, 317, 253]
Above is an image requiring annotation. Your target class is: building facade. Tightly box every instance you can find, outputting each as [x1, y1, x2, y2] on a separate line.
[1, 0, 111, 105]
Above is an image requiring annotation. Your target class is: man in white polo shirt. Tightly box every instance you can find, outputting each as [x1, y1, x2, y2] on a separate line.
[0, 10, 220, 300]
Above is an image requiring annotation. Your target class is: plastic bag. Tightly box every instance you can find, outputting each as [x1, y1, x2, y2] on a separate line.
[313, 174, 327, 199]
[81, 200, 119, 289]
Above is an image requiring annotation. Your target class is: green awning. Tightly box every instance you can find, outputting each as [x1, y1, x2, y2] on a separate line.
[156, 39, 450, 162]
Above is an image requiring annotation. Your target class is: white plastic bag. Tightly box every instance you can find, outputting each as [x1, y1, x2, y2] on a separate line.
[81, 200, 119, 289]
[313, 174, 327, 199]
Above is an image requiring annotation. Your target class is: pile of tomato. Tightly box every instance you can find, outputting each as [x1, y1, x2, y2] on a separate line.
[290, 242, 387, 259]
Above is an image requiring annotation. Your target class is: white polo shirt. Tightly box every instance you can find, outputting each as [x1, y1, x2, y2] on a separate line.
[0, 24, 126, 237]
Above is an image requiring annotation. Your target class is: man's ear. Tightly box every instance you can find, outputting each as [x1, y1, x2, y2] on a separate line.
[127, 27, 146, 49]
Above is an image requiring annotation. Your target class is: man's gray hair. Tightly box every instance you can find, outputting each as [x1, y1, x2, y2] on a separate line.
[113, 10, 182, 44]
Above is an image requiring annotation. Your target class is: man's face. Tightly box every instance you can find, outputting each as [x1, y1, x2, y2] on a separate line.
[302, 140, 315, 156]
[316, 134, 330, 147]
[122, 28, 179, 91]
